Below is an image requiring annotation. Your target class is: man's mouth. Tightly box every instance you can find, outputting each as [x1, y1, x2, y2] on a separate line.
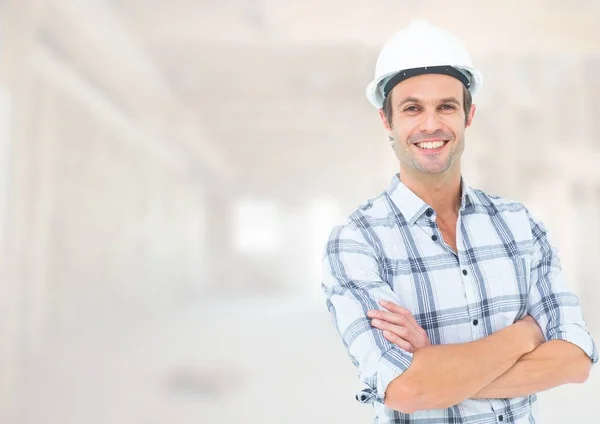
[414, 140, 449, 150]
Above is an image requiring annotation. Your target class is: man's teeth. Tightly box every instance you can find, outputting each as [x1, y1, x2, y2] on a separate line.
[417, 141, 446, 149]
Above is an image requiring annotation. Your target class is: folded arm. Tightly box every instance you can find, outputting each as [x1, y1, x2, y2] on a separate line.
[473, 210, 598, 399]
[384, 321, 539, 413]
[471, 340, 592, 399]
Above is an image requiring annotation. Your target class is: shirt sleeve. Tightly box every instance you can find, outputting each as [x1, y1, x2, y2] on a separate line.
[526, 210, 598, 364]
[321, 221, 414, 405]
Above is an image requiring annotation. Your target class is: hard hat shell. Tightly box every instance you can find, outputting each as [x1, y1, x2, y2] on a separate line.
[366, 20, 483, 109]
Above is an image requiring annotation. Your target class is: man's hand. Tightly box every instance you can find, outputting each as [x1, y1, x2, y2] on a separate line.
[367, 300, 430, 352]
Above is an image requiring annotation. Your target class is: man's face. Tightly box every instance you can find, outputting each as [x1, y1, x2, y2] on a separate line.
[379, 74, 476, 177]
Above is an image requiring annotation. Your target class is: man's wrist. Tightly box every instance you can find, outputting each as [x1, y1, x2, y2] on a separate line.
[510, 321, 539, 354]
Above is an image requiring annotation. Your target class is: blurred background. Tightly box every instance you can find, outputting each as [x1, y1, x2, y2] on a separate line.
[1, 1, 599, 423]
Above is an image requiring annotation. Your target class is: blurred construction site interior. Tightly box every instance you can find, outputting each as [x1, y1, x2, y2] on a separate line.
[1, 1, 599, 423]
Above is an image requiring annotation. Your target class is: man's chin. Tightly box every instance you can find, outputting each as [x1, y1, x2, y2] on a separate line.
[413, 163, 453, 176]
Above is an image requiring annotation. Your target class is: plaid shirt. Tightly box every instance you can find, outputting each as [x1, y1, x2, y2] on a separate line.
[322, 174, 598, 424]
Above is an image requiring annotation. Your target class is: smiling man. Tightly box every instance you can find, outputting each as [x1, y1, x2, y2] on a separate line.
[321, 20, 598, 423]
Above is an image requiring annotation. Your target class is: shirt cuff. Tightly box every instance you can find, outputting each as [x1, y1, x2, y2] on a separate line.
[547, 323, 599, 364]
[356, 348, 414, 404]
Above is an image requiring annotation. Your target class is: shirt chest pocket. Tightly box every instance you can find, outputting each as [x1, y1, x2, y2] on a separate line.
[389, 268, 467, 326]
[478, 256, 530, 327]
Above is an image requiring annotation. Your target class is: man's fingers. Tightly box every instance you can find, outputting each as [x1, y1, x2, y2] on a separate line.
[382, 331, 413, 352]
[372, 320, 419, 352]
[368, 310, 408, 326]
[380, 300, 411, 315]
[399, 311, 424, 337]
[380, 302, 425, 337]
[370, 304, 430, 349]
[372, 319, 410, 339]
[370, 309, 423, 342]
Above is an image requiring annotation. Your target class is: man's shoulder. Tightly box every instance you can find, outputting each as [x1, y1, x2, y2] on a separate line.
[469, 187, 528, 213]
[346, 188, 393, 225]
[468, 187, 542, 236]
[327, 189, 393, 241]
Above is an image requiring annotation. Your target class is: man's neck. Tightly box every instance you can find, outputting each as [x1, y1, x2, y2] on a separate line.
[399, 169, 462, 217]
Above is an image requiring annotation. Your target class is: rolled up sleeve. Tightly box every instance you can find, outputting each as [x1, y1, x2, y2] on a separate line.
[321, 222, 413, 405]
[526, 211, 598, 364]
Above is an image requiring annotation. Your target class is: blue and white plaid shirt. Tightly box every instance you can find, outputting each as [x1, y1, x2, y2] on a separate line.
[322, 174, 598, 424]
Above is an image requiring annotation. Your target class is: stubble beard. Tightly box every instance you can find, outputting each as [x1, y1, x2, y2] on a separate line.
[393, 135, 465, 178]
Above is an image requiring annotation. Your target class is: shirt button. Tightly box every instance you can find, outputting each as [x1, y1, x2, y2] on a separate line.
[462, 269, 468, 276]
[473, 319, 479, 326]
[431, 235, 438, 241]
[426, 208, 433, 217]
[498, 415, 504, 422]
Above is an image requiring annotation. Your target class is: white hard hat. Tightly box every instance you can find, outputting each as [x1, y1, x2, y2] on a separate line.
[366, 20, 483, 109]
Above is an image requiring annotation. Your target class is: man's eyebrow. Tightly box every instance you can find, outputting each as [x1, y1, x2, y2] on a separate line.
[439, 97, 461, 106]
[396, 97, 421, 108]
[395, 97, 462, 108]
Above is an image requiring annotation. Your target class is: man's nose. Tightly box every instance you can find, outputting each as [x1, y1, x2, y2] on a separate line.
[418, 111, 443, 134]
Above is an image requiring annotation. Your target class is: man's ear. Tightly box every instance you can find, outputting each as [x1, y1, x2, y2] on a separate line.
[465, 104, 476, 128]
[379, 108, 392, 131]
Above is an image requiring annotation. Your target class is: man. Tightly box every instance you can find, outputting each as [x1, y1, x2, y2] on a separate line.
[321, 20, 598, 423]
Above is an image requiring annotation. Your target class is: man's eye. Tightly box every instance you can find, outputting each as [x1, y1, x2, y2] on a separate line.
[404, 106, 419, 112]
[440, 104, 456, 110]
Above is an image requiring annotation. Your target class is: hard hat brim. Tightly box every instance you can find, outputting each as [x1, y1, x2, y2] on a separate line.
[366, 66, 483, 109]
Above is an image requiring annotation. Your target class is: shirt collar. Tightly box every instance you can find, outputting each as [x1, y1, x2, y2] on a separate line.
[386, 173, 476, 226]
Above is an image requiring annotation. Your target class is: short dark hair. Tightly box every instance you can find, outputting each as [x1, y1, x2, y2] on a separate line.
[382, 84, 473, 127]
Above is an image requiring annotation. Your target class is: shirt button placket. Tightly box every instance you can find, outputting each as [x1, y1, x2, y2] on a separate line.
[461, 267, 481, 332]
